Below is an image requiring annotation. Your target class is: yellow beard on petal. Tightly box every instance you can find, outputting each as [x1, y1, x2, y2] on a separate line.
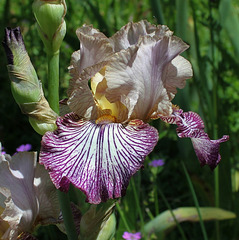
[95, 115, 116, 124]
[91, 67, 121, 120]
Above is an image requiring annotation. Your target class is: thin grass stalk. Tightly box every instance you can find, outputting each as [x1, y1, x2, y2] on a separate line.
[145, 207, 154, 220]
[189, 0, 213, 126]
[116, 202, 131, 232]
[176, 0, 188, 41]
[158, 187, 188, 240]
[181, 161, 208, 240]
[149, 0, 165, 24]
[154, 184, 159, 216]
[131, 177, 145, 234]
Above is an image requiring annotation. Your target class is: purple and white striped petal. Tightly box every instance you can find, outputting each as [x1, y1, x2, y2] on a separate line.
[160, 109, 229, 170]
[40, 114, 158, 204]
[191, 135, 229, 170]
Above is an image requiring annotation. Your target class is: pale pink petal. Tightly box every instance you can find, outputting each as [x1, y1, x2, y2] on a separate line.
[67, 25, 114, 119]
[69, 25, 113, 80]
[0, 152, 38, 237]
[109, 20, 171, 52]
[40, 114, 158, 204]
[34, 164, 60, 225]
[105, 35, 189, 121]
[67, 81, 99, 119]
[161, 55, 193, 101]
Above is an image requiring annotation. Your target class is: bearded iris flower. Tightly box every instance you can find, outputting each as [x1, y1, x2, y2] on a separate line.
[40, 20, 229, 204]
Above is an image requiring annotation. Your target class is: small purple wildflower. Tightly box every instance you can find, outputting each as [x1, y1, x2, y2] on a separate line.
[1, 146, 6, 155]
[122, 232, 141, 240]
[149, 159, 164, 167]
[16, 144, 32, 152]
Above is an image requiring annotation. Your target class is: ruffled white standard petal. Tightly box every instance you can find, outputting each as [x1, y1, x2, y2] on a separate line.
[67, 25, 114, 119]
[69, 25, 112, 80]
[105, 35, 191, 121]
[0, 152, 38, 239]
[40, 114, 158, 204]
[109, 20, 171, 52]
[160, 109, 229, 170]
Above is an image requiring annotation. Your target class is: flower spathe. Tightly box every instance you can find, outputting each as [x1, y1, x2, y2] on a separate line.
[0, 151, 60, 239]
[40, 20, 228, 204]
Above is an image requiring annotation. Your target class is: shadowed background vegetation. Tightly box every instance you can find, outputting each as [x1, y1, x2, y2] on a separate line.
[0, 0, 239, 239]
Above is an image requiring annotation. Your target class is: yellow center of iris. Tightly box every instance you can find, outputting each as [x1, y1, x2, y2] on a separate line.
[91, 67, 120, 122]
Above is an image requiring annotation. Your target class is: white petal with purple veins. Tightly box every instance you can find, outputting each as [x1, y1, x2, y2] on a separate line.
[191, 135, 229, 170]
[40, 114, 158, 204]
[162, 110, 229, 169]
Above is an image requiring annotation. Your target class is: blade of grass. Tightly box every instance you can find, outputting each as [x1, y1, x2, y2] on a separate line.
[181, 161, 208, 240]
[131, 177, 145, 228]
[176, 0, 189, 41]
[116, 202, 131, 232]
[149, 0, 165, 24]
[219, 0, 239, 62]
[158, 187, 188, 240]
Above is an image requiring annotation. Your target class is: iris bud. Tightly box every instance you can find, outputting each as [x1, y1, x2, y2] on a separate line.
[2, 27, 57, 135]
[32, 0, 67, 53]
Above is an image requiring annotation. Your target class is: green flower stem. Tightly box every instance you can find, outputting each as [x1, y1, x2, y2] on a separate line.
[58, 191, 78, 240]
[47, 51, 60, 113]
[47, 49, 78, 240]
[154, 184, 159, 216]
[181, 161, 208, 240]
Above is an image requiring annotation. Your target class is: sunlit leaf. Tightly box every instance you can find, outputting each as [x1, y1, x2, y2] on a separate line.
[144, 207, 236, 235]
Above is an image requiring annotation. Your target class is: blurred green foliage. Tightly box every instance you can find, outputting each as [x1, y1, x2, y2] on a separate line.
[1, 0, 239, 239]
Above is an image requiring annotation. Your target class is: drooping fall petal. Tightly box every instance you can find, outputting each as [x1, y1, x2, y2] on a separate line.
[40, 114, 158, 204]
[160, 109, 229, 170]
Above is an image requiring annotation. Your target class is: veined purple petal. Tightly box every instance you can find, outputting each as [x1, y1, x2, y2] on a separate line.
[160, 109, 229, 170]
[40, 114, 158, 204]
[191, 135, 229, 170]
